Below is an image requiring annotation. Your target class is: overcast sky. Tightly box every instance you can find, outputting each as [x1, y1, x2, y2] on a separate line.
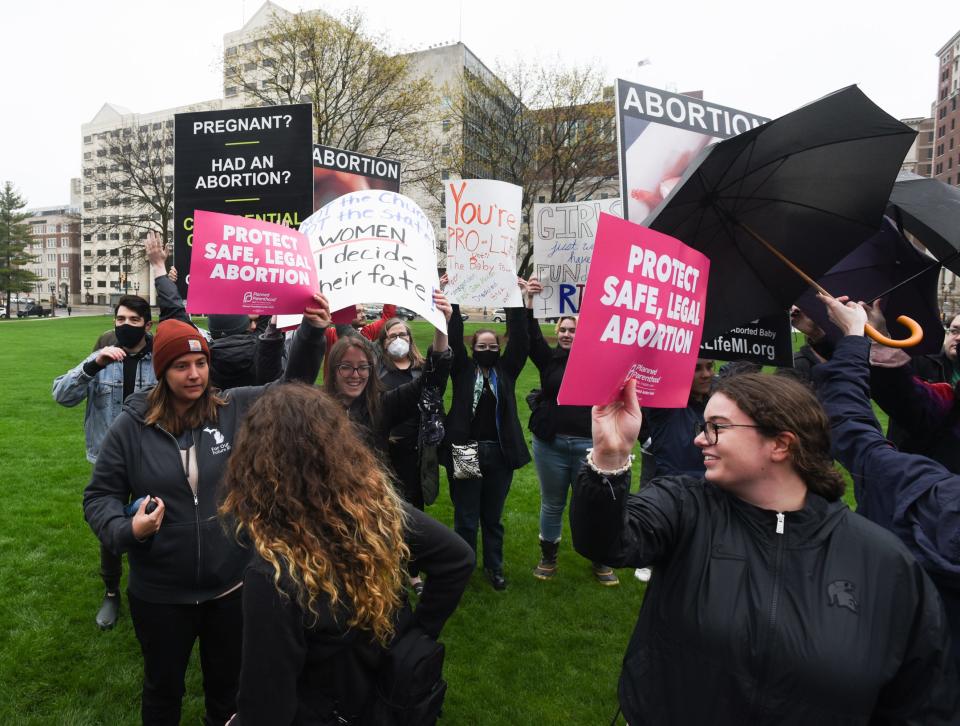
[3, 0, 958, 207]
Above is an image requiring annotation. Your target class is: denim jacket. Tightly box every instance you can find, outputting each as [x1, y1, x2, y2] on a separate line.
[52, 349, 158, 463]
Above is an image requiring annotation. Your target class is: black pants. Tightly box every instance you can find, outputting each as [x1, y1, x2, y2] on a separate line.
[128, 589, 243, 726]
[389, 441, 424, 578]
[100, 543, 122, 593]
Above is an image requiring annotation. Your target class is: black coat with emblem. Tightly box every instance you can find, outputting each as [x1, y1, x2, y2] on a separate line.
[570, 468, 960, 725]
[83, 321, 326, 605]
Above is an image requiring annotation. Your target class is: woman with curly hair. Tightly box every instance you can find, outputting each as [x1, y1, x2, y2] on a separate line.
[222, 383, 474, 725]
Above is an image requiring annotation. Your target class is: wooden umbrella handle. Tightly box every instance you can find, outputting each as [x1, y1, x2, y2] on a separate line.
[865, 316, 923, 348]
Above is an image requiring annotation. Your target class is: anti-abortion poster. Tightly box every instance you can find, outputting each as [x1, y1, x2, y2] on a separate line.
[185, 211, 318, 316]
[313, 145, 400, 210]
[444, 179, 523, 307]
[616, 82, 769, 222]
[699, 313, 793, 366]
[531, 199, 622, 319]
[558, 213, 709, 408]
[279, 191, 445, 331]
[174, 103, 313, 299]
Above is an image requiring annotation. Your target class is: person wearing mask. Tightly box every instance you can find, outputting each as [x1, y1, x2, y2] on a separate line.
[52, 294, 158, 630]
[82, 296, 330, 726]
[323, 291, 452, 461]
[221, 384, 474, 724]
[444, 279, 530, 591]
[524, 279, 618, 585]
[570, 373, 959, 725]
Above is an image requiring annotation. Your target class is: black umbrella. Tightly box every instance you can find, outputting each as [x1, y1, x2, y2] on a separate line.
[794, 217, 943, 354]
[643, 85, 920, 346]
[888, 171, 960, 276]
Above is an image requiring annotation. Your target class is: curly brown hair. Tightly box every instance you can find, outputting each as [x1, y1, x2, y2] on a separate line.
[712, 373, 845, 502]
[220, 383, 409, 645]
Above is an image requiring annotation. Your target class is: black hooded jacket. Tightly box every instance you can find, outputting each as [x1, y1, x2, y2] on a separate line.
[83, 321, 326, 604]
[570, 468, 960, 725]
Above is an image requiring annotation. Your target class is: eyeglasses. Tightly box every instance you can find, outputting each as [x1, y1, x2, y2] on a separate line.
[947, 327, 960, 336]
[695, 421, 767, 445]
[474, 344, 500, 352]
[336, 363, 373, 377]
[386, 332, 410, 341]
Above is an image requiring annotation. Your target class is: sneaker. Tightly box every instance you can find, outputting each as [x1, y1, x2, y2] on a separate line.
[96, 592, 120, 630]
[593, 565, 620, 587]
[484, 568, 507, 591]
[634, 567, 652, 582]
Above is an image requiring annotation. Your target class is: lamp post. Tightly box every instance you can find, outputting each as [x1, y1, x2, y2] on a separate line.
[48, 282, 56, 317]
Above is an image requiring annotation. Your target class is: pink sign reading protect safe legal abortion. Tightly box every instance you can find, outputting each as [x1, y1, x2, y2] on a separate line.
[186, 210, 319, 316]
[557, 213, 710, 408]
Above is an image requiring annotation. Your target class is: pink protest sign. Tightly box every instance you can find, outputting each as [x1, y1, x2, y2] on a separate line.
[186, 210, 318, 316]
[557, 213, 709, 408]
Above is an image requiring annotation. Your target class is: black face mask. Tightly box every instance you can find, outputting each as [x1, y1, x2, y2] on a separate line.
[115, 324, 146, 349]
[473, 350, 500, 368]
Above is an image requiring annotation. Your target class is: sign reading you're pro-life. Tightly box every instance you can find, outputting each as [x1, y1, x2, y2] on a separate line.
[558, 213, 709, 408]
[445, 179, 523, 307]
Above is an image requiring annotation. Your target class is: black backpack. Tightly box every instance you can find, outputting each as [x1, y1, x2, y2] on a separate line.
[366, 625, 447, 725]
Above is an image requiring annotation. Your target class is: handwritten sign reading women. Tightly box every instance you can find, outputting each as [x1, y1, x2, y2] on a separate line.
[445, 179, 523, 307]
[558, 213, 710, 408]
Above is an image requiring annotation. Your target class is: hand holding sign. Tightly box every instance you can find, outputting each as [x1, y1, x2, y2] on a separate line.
[591, 378, 643, 471]
[303, 293, 332, 328]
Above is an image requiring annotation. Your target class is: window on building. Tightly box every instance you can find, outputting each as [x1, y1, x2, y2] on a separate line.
[60, 253, 69, 262]
[97, 234, 107, 241]
[60, 269, 69, 279]
[48, 268, 56, 278]
[97, 265, 106, 272]
[97, 281, 106, 288]
[60, 238, 68, 247]
[225, 86, 238, 97]
[83, 265, 92, 273]
[440, 217, 446, 229]
[46, 239, 56, 248]
[83, 135, 92, 144]
[46, 254, 54, 261]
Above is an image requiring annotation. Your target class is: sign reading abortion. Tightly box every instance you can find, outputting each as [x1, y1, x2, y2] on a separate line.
[174, 103, 313, 299]
[615, 81, 768, 223]
[700, 313, 794, 367]
[185, 210, 318, 316]
[558, 213, 709, 408]
[531, 198, 622, 319]
[313, 144, 401, 210]
[445, 179, 523, 307]
[280, 191, 445, 331]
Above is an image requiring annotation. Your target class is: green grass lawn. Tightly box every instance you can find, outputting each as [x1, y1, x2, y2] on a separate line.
[0, 316, 875, 724]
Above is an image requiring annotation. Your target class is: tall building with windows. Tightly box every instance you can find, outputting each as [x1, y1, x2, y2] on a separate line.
[24, 203, 81, 305]
[900, 116, 935, 177]
[933, 29, 960, 186]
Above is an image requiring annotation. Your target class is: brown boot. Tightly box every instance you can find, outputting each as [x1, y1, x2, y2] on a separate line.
[533, 538, 559, 580]
[592, 563, 620, 586]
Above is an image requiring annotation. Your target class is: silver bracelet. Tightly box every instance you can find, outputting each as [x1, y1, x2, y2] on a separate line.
[585, 448, 634, 476]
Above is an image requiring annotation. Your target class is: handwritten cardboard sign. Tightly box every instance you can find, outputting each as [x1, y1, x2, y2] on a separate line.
[185, 210, 318, 316]
[444, 179, 523, 307]
[558, 213, 709, 407]
[279, 191, 445, 331]
[531, 199, 622, 318]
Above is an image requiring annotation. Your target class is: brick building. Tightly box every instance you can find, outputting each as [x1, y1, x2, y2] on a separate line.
[933, 30, 960, 186]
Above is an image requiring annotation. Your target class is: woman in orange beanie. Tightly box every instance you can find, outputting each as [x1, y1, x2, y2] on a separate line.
[84, 295, 331, 726]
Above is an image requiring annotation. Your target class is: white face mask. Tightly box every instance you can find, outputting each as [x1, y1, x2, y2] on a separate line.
[387, 337, 410, 359]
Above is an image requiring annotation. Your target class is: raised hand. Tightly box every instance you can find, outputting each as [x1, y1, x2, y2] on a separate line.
[95, 346, 127, 367]
[303, 293, 332, 328]
[591, 379, 642, 471]
[817, 292, 867, 337]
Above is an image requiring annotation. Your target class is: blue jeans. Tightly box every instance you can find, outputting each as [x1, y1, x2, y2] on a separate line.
[448, 441, 513, 572]
[532, 434, 593, 543]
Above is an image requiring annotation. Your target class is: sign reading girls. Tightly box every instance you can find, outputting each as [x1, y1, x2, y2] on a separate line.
[186, 210, 319, 316]
[445, 179, 523, 307]
[558, 214, 709, 408]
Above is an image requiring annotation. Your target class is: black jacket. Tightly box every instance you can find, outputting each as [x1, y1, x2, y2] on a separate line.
[444, 305, 530, 470]
[526, 310, 591, 441]
[83, 321, 326, 604]
[570, 467, 959, 725]
[234, 505, 475, 725]
[346, 348, 451, 457]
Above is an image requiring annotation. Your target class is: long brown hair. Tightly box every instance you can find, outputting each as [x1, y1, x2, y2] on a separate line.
[324, 336, 383, 422]
[221, 383, 409, 645]
[712, 373, 845, 501]
[144, 377, 225, 435]
[377, 317, 425, 370]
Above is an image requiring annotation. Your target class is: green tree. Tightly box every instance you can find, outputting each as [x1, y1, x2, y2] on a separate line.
[224, 7, 438, 185]
[0, 182, 40, 318]
[437, 60, 618, 274]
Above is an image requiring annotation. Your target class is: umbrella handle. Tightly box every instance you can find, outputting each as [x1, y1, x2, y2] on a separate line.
[865, 316, 923, 348]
